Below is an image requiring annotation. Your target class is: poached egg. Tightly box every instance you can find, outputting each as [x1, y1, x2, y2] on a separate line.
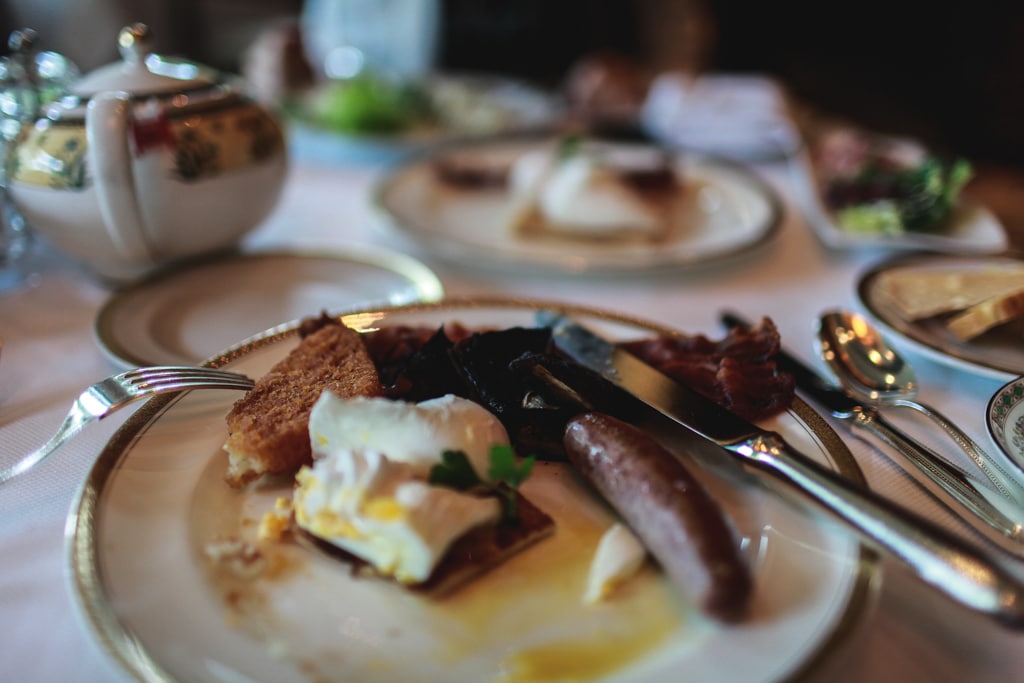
[292, 393, 509, 584]
[508, 145, 671, 237]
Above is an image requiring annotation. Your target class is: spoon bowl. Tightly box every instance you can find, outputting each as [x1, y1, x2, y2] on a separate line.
[818, 310, 917, 402]
[818, 308, 1024, 506]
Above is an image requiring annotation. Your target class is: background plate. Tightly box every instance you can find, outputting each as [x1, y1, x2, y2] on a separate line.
[93, 247, 444, 369]
[287, 73, 562, 166]
[372, 139, 782, 275]
[69, 298, 874, 683]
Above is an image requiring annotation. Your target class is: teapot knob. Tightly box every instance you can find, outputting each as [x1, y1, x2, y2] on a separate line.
[117, 23, 152, 65]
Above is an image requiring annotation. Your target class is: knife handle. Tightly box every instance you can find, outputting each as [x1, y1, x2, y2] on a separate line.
[731, 431, 1024, 627]
[851, 410, 1024, 546]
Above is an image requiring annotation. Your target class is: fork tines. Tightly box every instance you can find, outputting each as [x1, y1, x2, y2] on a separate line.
[124, 366, 255, 390]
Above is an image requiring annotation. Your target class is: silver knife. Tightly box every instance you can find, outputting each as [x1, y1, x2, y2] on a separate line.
[537, 310, 1024, 628]
[718, 310, 1024, 550]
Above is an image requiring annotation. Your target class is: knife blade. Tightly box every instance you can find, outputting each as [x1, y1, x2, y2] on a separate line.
[537, 309, 1024, 628]
[718, 310, 1024, 549]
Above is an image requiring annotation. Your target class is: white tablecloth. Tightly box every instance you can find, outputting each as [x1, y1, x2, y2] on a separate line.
[1, 154, 1022, 682]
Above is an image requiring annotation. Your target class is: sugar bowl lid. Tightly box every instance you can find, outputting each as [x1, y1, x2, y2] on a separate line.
[71, 23, 222, 97]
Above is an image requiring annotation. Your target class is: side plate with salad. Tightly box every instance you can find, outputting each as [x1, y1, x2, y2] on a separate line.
[285, 72, 563, 165]
[791, 128, 1007, 253]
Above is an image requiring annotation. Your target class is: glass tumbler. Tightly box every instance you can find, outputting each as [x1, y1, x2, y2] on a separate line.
[300, 0, 441, 80]
[0, 29, 78, 290]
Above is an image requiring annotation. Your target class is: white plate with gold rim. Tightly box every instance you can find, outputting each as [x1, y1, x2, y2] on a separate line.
[372, 138, 783, 275]
[93, 246, 445, 369]
[68, 298, 875, 683]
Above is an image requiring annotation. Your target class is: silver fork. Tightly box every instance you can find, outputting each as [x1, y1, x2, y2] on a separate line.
[1, 366, 254, 485]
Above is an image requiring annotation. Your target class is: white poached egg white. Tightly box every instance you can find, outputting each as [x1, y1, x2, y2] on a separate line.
[292, 393, 509, 584]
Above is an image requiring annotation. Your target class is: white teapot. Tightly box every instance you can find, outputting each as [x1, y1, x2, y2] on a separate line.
[4, 24, 287, 283]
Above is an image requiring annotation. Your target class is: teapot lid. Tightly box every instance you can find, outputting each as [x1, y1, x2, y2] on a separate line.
[71, 24, 221, 97]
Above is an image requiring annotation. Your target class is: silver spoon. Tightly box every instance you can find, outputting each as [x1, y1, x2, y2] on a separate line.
[818, 308, 1024, 507]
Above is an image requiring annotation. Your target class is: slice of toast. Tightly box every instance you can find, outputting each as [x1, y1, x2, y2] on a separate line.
[947, 288, 1024, 340]
[223, 323, 383, 488]
[874, 266, 1024, 320]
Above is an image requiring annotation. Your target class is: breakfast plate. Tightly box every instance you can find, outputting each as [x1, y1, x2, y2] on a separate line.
[69, 298, 875, 683]
[92, 247, 444, 369]
[790, 150, 1008, 254]
[372, 138, 782, 275]
[857, 253, 1024, 380]
[287, 73, 562, 166]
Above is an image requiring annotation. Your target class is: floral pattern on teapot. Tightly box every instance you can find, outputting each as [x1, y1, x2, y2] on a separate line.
[11, 100, 284, 190]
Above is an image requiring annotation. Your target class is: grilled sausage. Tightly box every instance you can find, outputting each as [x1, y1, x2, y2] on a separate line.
[563, 412, 752, 622]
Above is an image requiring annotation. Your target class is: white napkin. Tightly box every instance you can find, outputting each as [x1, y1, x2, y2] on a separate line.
[641, 72, 800, 160]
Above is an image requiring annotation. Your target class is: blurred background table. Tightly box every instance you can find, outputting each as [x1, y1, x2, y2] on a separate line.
[4, 0, 1022, 247]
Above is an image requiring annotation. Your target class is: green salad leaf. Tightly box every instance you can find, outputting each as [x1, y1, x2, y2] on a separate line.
[899, 158, 973, 230]
[835, 201, 904, 235]
[831, 157, 974, 235]
[309, 74, 431, 134]
[557, 134, 582, 159]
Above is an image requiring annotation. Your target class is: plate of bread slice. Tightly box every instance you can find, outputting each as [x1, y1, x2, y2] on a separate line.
[858, 253, 1024, 379]
[67, 298, 873, 683]
[372, 136, 782, 275]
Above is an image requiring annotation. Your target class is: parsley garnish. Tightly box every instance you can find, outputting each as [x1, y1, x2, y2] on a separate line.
[430, 449, 481, 489]
[429, 445, 535, 521]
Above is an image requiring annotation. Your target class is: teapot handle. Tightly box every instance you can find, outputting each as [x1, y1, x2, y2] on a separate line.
[85, 91, 154, 264]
